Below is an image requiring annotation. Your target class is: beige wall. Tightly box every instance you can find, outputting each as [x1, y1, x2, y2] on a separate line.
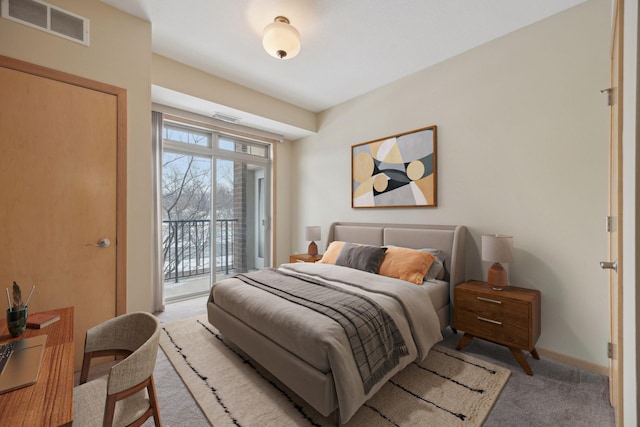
[0, 0, 154, 313]
[293, 0, 611, 367]
[273, 141, 294, 266]
[152, 54, 316, 134]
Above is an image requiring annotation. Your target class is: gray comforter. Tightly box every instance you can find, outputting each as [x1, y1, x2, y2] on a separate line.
[209, 262, 443, 423]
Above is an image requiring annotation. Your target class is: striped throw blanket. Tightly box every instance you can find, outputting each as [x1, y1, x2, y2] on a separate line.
[235, 268, 409, 394]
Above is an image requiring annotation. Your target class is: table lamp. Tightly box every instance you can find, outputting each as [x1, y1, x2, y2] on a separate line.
[482, 234, 513, 290]
[305, 226, 321, 256]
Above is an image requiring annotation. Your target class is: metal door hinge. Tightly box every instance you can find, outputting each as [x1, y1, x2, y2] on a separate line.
[600, 260, 618, 272]
[601, 88, 613, 106]
[608, 342, 615, 359]
[605, 216, 617, 233]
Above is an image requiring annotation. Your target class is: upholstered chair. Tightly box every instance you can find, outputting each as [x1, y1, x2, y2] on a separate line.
[73, 312, 162, 427]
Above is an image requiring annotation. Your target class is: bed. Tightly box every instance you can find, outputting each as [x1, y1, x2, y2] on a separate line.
[207, 222, 466, 423]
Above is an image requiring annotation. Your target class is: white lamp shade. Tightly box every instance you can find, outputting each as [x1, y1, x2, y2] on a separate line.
[482, 235, 513, 263]
[305, 226, 321, 242]
[263, 17, 300, 60]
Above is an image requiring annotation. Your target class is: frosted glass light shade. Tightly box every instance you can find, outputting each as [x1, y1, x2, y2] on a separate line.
[263, 16, 300, 60]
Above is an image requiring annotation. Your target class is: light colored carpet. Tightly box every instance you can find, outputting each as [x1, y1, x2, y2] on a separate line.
[159, 315, 510, 426]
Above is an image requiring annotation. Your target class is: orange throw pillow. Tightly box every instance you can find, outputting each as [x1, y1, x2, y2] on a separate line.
[317, 241, 346, 264]
[378, 246, 435, 285]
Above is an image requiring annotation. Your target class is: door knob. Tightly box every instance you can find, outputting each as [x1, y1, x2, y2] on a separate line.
[87, 238, 111, 248]
[600, 260, 617, 272]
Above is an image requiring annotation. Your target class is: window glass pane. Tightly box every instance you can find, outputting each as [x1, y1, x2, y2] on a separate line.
[161, 152, 212, 300]
[164, 124, 211, 147]
[248, 145, 267, 157]
[219, 136, 268, 158]
[219, 138, 235, 151]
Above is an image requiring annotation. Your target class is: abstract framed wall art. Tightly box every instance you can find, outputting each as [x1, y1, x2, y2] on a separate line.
[352, 126, 437, 208]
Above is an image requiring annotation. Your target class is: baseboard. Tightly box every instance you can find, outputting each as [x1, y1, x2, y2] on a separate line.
[537, 347, 609, 376]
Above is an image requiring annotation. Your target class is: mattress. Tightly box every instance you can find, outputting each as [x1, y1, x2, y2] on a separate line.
[423, 279, 449, 311]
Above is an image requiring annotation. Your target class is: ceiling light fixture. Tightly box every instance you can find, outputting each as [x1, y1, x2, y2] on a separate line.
[263, 16, 300, 60]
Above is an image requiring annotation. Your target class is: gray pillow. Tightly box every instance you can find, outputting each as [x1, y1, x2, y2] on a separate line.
[335, 242, 387, 274]
[421, 248, 447, 281]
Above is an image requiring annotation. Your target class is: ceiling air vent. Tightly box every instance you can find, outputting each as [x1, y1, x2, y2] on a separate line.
[1, 0, 89, 46]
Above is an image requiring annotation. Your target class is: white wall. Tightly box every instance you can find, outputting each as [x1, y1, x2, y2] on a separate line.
[292, 0, 611, 367]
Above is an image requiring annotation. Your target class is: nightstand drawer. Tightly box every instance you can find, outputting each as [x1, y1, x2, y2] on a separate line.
[454, 282, 540, 351]
[455, 291, 529, 328]
[455, 308, 531, 349]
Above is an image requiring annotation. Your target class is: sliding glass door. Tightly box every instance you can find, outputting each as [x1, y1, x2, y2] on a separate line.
[161, 122, 271, 301]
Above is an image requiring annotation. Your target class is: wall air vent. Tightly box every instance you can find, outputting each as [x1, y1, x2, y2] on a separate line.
[211, 112, 241, 123]
[1, 0, 89, 46]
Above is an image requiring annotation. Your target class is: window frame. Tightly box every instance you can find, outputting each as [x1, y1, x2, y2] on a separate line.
[160, 115, 274, 284]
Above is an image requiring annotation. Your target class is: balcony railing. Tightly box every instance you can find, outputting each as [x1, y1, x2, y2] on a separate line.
[162, 219, 237, 283]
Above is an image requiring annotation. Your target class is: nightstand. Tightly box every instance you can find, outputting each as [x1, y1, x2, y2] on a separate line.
[289, 253, 323, 263]
[454, 280, 541, 375]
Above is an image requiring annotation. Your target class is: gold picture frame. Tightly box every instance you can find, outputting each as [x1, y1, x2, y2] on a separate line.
[352, 126, 437, 208]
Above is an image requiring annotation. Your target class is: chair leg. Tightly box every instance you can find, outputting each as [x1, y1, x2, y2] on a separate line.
[148, 375, 162, 426]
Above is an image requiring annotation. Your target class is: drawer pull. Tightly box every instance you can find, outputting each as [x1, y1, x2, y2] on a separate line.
[477, 296, 502, 304]
[477, 316, 502, 325]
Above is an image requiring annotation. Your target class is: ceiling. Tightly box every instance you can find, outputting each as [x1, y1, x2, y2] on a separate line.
[102, 0, 588, 139]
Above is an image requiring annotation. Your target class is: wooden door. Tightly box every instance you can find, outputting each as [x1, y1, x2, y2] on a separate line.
[0, 56, 126, 370]
[606, 0, 623, 423]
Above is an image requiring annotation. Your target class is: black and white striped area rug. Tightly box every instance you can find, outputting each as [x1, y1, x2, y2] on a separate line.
[159, 315, 510, 427]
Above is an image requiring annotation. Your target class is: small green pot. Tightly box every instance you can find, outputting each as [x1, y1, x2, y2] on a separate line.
[7, 306, 28, 338]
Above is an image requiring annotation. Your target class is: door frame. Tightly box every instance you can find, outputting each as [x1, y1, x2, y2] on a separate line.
[607, 0, 623, 423]
[0, 55, 127, 315]
[254, 167, 266, 269]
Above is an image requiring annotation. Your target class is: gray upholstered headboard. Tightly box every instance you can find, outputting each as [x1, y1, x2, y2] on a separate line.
[326, 222, 467, 324]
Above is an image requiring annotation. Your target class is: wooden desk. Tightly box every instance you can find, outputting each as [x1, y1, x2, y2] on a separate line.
[0, 307, 74, 426]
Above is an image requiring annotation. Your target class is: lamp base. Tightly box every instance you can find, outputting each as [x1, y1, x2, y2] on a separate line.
[487, 262, 508, 290]
[307, 241, 318, 256]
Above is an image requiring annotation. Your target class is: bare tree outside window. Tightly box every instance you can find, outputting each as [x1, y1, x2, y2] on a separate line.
[163, 129, 212, 283]
[160, 123, 269, 298]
